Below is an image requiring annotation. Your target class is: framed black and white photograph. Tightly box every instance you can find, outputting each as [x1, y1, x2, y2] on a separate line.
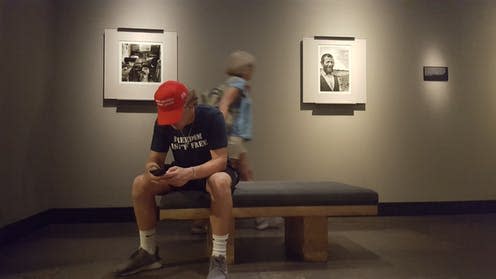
[120, 42, 162, 83]
[318, 45, 350, 92]
[104, 28, 177, 100]
[303, 37, 366, 104]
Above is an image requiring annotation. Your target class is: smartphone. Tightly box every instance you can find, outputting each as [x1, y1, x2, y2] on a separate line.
[149, 165, 171, 176]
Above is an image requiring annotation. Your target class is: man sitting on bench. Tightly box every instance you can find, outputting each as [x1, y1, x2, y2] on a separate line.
[114, 80, 239, 279]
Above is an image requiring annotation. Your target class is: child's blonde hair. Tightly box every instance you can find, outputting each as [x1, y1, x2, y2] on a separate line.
[226, 50, 256, 76]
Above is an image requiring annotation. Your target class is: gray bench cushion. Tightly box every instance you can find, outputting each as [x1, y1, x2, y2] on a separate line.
[159, 181, 378, 209]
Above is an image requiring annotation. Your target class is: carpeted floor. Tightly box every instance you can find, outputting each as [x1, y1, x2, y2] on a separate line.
[1, 214, 495, 278]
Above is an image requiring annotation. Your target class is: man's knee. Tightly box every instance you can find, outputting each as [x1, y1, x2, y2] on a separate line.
[131, 174, 153, 200]
[206, 173, 232, 202]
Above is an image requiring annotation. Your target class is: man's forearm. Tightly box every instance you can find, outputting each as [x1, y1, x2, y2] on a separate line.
[145, 158, 164, 171]
[189, 157, 227, 180]
[145, 161, 160, 171]
[144, 151, 167, 171]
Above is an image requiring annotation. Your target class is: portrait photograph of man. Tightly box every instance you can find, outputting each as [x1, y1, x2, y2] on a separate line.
[318, 45, 350, 92]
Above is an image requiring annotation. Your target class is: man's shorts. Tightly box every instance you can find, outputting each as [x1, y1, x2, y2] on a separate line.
[169, 161, 239, 192]
[228, 136, 247, 160]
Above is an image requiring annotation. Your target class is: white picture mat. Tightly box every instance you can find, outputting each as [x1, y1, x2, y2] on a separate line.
[303, 38, 366, 104]
[104, 29, 177, 100]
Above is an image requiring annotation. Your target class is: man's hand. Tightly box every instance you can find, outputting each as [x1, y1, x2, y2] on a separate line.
[145, 162, 160, 173]
[144, 163, 167, 184]
[164, 166, 193, 187]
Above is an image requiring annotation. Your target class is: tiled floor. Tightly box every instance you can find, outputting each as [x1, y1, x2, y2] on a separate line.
[1, 214, 495, 278]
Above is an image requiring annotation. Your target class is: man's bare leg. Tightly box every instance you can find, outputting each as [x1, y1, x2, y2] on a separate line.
[114, 174, 171, 276]
[206, 172, 233, 279]
[207, 172, 233, 235]
[132, 174, 171, 230]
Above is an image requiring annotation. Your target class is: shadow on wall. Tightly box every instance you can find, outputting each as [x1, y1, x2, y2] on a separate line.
[103, 99, 157, 113]
[300, 103, 366, 116]
[103, 91, 365, 115]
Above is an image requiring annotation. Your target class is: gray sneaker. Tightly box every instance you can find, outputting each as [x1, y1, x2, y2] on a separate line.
[114, 247, 162, 276]
[207, 255, 228, 279]
[255, 217, 284, 230]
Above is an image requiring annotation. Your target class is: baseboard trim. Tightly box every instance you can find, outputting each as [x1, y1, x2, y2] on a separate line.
[379, 200, 496, 216]
[2, 201, 496, 245]
[0, 210, 53, 245]
[48, 207, 135, 224]
[0, 207, 134, 246]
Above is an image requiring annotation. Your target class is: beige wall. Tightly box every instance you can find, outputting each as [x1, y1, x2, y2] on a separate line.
[1, 0, 56, 226]
[2, 0, 496, 226]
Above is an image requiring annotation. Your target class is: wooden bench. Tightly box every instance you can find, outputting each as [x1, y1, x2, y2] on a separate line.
[158, 181, 378, 264]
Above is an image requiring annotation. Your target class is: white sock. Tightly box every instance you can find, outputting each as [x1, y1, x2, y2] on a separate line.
[212, 234, 229, 257]
[139, 228, 156, 254]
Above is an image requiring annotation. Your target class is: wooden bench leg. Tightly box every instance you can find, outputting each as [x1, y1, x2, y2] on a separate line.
[205, 217, 236, 265]
[284, 216, 328, 262]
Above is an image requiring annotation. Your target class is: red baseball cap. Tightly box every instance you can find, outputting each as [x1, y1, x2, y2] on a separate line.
[154, 80, 189, 125]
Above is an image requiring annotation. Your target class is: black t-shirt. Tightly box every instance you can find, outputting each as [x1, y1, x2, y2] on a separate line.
[150, 105, 227, 167]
